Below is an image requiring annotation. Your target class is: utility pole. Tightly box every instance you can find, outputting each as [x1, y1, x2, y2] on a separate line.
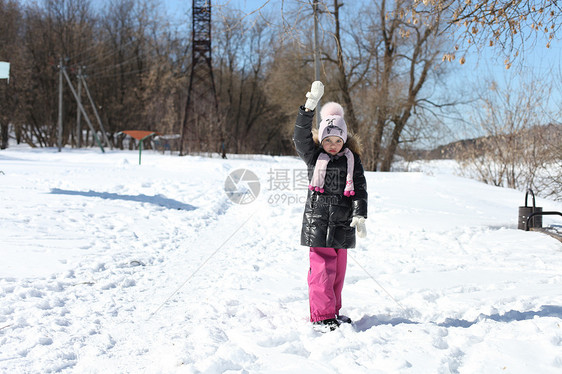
[62, 67, 105, 153]
[313, 0, 321, 128]
[80, 74, 112, 149]
[57, 58, 63, 152]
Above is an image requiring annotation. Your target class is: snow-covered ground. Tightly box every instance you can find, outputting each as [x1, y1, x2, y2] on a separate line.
[1, 147, 562, 373]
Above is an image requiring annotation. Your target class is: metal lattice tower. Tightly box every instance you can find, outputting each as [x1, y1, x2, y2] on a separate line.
[180, 0, 220, 155]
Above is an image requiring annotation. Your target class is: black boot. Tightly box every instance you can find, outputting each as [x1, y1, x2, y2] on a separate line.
[313, 318, 340, 331]
[336, 315, 352, 324]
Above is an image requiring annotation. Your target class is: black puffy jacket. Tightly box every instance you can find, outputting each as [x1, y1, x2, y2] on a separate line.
[293, 106, 368, 249]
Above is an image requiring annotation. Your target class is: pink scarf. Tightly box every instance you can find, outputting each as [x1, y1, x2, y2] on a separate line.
[309, 148, 355, 197]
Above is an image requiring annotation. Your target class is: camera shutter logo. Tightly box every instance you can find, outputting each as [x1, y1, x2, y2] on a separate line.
[224, 169, 260, 204]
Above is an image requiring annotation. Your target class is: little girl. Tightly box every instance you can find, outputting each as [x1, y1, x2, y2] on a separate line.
[293, 81, 368, 330]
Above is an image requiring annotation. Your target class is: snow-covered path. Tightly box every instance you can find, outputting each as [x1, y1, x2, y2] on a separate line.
[1, 148, 562, 373]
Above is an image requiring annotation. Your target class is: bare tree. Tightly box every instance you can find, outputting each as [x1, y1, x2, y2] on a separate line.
[214, 7, 288, 154]
[457, 76, 554, 189]
[320, 0, 362, 132]
[361, 0, 456, 170]
[16, 0, 97, 147]
[84, 0, 176, 149]
[265, 0, 458, 168]
[538, 124, 562, 200]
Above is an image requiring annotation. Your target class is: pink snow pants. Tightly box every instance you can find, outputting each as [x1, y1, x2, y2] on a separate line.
[308, 247, 348, 322]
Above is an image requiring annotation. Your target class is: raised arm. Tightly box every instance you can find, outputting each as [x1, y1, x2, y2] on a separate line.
[293, 81, 324, 165]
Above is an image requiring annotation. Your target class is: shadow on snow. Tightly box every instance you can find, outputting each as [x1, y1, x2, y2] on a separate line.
[355, 305, 562, 331]
[50, 188, 196, 211]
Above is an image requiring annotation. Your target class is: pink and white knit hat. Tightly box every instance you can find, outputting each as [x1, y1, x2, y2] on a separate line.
[318, 102, 347, 143]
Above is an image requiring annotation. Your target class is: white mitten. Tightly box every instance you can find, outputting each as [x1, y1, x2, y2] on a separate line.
[304, 81, 324, 111]
[350, 216, 367, 238]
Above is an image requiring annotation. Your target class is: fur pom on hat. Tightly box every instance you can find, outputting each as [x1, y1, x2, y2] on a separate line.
[318, 102, 347, 143]
[320, 102, 344, 119]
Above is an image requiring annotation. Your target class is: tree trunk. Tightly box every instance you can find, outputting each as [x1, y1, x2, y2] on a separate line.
[333, 0, 359, 132]
[380, 116, 409, 171]
[0, 122, 8, 149]
[370, 0, 397, 171]
[379, 24, 435, 171]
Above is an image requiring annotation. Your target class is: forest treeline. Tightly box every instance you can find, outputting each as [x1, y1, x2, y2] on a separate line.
[0, 0, 469, 171]
[0, 0, 560, 183]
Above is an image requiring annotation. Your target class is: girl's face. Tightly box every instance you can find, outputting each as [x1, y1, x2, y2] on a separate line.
[322, 136, 344, 155]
